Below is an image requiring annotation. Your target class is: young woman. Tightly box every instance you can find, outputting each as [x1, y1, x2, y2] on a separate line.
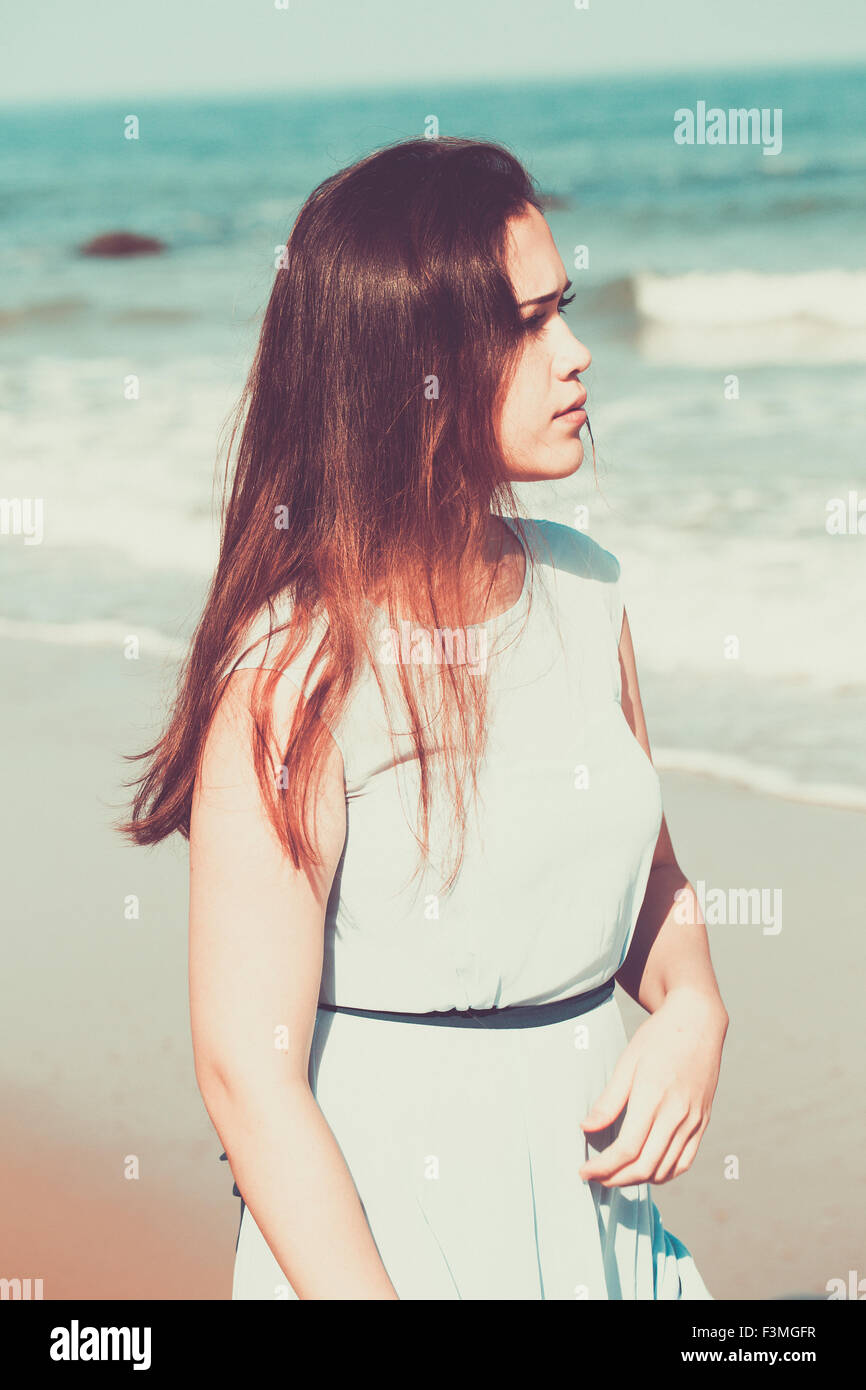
[121, 136, 728, 1300]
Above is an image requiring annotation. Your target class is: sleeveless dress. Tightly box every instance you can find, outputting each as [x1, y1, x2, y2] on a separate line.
[220, 516, 713, 1300]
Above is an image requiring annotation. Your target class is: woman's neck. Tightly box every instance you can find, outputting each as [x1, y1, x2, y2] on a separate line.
[368, 515, 525, 627]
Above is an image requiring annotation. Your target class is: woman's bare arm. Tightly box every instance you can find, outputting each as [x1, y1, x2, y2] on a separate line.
[614, 608, 728, 1025]
[579, 607, 727, 1186]
[189, 668, 398, 1299]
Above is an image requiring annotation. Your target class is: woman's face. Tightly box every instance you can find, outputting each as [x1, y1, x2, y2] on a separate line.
[497, 203, 592, 481]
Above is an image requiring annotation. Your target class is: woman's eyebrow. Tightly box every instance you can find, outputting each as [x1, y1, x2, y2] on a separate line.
[518, 277, 572, 308]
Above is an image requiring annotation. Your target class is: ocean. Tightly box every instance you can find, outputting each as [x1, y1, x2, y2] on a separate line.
[1, 62, 864, 807]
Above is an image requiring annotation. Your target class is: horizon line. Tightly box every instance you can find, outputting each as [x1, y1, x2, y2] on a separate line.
[1, 54, 864, 112]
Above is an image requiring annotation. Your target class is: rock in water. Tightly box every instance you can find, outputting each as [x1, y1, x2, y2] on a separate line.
[537, 192, 570, 211]
[79, 232, 167, 258]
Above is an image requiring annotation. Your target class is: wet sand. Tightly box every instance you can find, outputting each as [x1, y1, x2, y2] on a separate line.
[1, 638, 863, 1300]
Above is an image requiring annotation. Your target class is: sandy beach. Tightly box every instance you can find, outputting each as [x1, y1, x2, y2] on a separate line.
[1, 635, 863, 1300]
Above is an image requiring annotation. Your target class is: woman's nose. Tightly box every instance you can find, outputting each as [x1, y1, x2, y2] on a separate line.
[557, 337, 592, 375]
[572, 338, 592, 372]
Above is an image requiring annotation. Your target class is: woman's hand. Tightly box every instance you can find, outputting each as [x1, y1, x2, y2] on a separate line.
[579, 987, 728, 1187]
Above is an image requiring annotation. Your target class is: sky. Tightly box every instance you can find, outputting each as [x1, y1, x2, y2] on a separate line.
[2, 0, 864, 106]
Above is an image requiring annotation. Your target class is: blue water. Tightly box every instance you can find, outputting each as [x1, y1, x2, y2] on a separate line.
[1, 64, 864, 803]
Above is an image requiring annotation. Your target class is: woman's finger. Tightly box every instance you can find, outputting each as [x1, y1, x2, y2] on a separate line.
[580, 1047, 638, 1133]
[591, 1097, 692, 1188]
[579, 1078, 662, 1181]
[667, 1122, 707, 1180]
[651, 1109, 705, 1183]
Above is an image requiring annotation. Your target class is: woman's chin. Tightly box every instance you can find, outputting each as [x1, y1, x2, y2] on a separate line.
[503, 440, 585, 483]
[542, 441, 585, 481]
[564, 441, 584, 475]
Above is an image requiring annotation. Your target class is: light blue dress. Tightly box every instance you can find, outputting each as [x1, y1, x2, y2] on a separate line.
[223, 517, 713, 1300]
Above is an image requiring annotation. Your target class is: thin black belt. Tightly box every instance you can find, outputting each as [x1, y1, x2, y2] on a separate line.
[219, 978, 616, 1220]
[316, 977, 615, 1029]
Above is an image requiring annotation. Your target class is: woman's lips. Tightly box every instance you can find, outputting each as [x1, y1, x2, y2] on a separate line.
[553, 403, 587, 426]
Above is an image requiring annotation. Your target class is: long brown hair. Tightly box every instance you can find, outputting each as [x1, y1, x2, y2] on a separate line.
[118, 136, 566, 891]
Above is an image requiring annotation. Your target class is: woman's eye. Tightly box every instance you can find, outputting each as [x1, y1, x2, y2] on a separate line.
[524, 292, 575, 333]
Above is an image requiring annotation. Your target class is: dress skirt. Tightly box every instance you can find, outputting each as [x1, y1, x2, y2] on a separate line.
[230, 990, 713, 1300]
